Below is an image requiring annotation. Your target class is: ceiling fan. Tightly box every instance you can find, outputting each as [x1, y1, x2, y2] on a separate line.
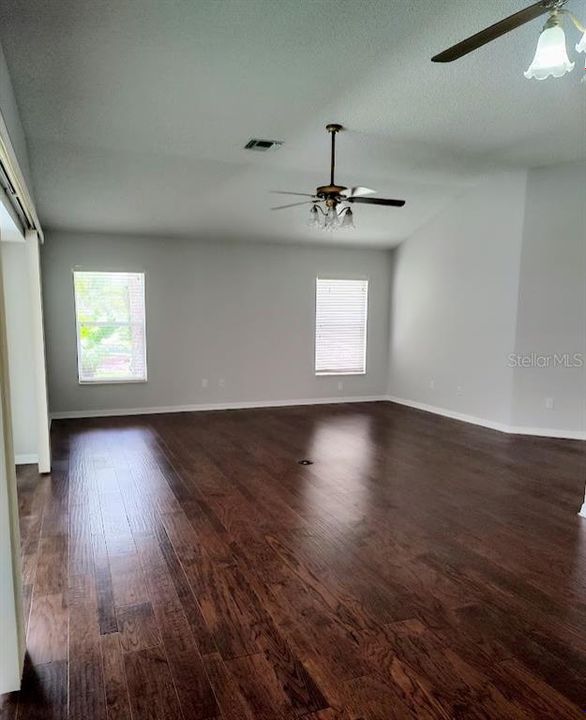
[432, 0, 586, 80]
[270, 123, 405, 232]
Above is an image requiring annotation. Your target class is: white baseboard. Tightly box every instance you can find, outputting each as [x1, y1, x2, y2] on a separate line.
[49, 394, 586, 441]
[15, 453, 39, 465]
[509, 425, 586, 440]
[386, 395, 586, 441]
[50, 395, 387, 420]
[386, 395, 509, 433]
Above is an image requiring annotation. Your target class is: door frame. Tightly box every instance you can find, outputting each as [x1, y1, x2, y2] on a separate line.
[0, 225, 25, 693]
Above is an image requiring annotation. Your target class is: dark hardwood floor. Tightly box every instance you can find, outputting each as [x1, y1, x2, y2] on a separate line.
[1, 401, 585, 719]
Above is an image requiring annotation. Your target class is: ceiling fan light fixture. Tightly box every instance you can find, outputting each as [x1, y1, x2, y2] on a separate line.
[340, 207, 355, 231]
[321, 205, 341, 231]
[524, 14, 575, 80]
[307, 204, 321, 228]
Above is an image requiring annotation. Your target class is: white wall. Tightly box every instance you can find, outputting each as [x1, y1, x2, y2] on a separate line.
[511, 161, 586, 435]
[0, 38, 31, 694]
[1, 242, 37, 462]
[42, 232, 392, 415]
[388, 171, 527, 427]
[0, 253, 24, 693]
[1, 38, 44, 464]
[387, 163, 586, 439]
[0, 40, 31, 193]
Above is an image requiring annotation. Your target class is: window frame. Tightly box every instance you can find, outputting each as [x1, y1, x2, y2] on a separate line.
[72, 268, 148, 385]
[314, 276, 369, 377]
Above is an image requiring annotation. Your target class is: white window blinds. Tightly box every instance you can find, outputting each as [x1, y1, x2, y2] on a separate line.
[73, 271, 147, 383]
[315, 278, 368, 375]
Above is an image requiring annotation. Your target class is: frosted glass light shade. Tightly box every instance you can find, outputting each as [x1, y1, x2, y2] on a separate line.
[322, 206, 340, 231]
[340, 208, 355, 230]
[576, 30, 586, 53]
[525, 24, 574, 79]
[307, 205, 320, 228]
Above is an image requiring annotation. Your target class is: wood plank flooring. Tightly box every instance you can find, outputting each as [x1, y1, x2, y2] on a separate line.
[1, 401, 585, 719]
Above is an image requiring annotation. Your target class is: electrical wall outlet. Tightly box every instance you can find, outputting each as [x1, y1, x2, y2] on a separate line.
[545, 397, 554, 410]
[201, 378, 208, 388]
[429, 378, 435, 390]
[456, 385, 463, 396]
[337, 381, 344, 391]
[218, 378, 225, 388]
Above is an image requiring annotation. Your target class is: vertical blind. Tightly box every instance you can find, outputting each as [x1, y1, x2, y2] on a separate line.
[73, 271, 147, 383]
[315, 278, 368, 375]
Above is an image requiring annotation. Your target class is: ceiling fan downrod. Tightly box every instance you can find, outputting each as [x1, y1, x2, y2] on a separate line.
[326, 123, 342, 186]
[317, 124, 346, 200]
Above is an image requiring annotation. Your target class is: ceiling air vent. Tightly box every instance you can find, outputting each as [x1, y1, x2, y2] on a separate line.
[244, 139, 283, 151]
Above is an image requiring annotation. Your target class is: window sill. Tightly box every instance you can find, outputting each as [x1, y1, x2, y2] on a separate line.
[315, 371, 367, 377]
[78, 378, 148, 385]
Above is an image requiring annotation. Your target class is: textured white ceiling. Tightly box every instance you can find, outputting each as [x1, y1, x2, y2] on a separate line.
[0, 0, 585, 246]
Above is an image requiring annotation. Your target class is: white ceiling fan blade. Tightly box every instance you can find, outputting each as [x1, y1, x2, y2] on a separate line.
[270, 200, 315, 210]
[269, 191, 316, 197]
[342, 186, 377, 198]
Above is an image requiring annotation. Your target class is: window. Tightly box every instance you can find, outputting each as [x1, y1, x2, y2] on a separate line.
[73, 271, 147, 383]
[315, 277, 368, 376]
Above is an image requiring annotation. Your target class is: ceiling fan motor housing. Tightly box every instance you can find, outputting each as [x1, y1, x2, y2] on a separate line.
[316, 184, 347, 200]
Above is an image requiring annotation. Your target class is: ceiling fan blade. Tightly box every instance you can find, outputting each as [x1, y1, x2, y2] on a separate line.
[431, 0, 550, 63]
[269, 191, 316, 197]
[347, 197, 405, 207]
[271, 200, 316, 210]
[342, 186, 377, 198]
